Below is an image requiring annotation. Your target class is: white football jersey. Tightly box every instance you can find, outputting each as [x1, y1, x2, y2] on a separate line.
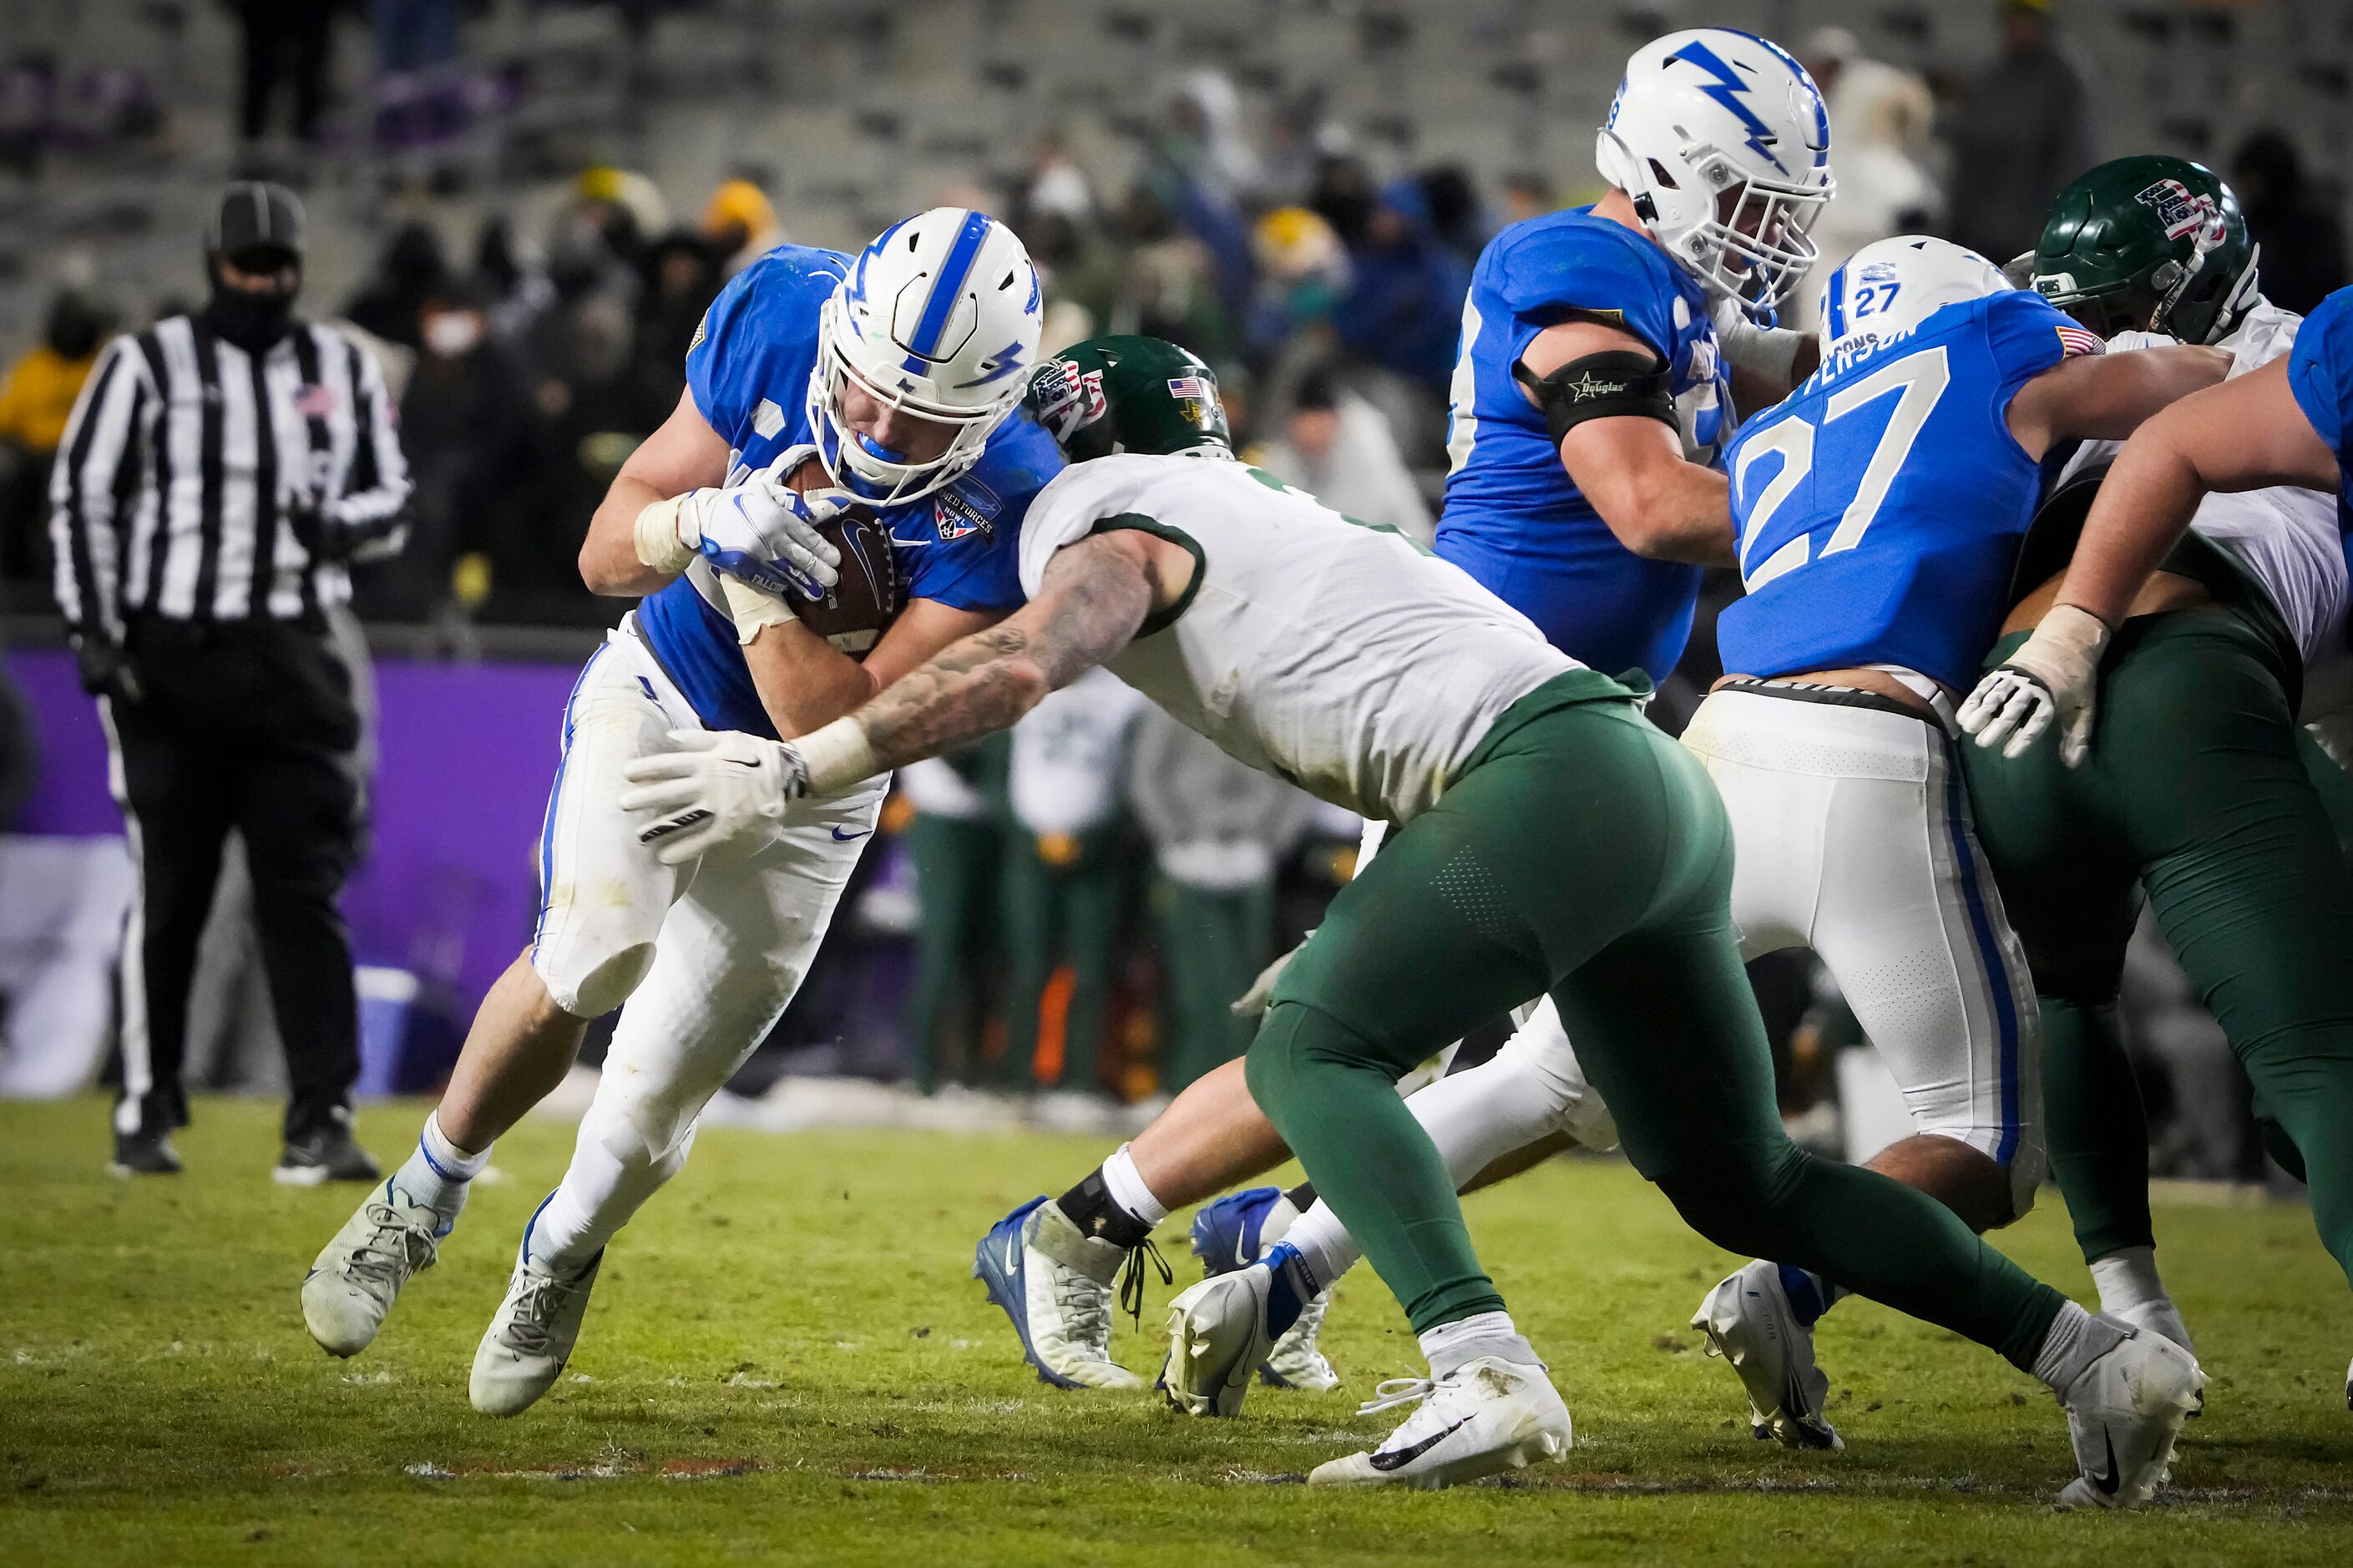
[1016, 452, 1579, 823]
[2063, 298, 2347, 678]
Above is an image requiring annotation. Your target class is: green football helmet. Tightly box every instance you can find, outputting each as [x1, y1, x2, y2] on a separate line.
[2031, 154, 2260, 345]
[1023, 335, 1232, 461]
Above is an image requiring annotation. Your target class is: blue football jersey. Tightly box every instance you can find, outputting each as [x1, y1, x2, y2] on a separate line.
[1436, 209, 1731, 681]
[1716, 289, 2097, 692]
[634, 244, 1064, 739]
[2287, 283, 2353, 554]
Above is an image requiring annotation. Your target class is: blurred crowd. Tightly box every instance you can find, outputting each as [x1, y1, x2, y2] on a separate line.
[6, 8, 2350, 628]
[0, 3, 2346, 1165]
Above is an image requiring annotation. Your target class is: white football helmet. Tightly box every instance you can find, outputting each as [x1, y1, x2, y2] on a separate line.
[1596, 28, 1835, 322]
[808, 207, 1044, 506]
[1817, 235, 2011, 356]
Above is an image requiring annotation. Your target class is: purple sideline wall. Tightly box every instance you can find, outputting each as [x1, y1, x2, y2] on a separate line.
[8, 647, 578, 1012]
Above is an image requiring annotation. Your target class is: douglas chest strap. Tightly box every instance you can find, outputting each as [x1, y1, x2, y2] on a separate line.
[1512, 350, 1677, 446]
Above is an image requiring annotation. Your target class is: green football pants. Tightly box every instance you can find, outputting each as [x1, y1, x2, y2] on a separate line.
[999, 829, 1127, 1094]
[1150, 876, 1273, 1094]
[1964, 608, 2353, 1291]
[1245, 674, 2067, 1367]
[904, 812, 1002, 1093]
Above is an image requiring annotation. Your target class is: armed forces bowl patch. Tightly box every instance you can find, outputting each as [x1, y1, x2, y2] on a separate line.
[934, 480, 1002, 542]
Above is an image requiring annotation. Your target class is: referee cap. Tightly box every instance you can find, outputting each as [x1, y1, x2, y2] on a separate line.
[207, 181, 306, 268]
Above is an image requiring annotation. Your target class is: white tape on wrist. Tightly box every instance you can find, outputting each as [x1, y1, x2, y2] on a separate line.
[1719, 320, 1804, 382]
[795, 717, 881, 795]
[719, 574, 796, 645]
[632, 494, 696, 574]
[2015, 602, 2112, 684]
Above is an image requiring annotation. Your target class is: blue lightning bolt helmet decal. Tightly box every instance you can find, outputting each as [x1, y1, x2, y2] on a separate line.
[1664, 37, 1785, 174]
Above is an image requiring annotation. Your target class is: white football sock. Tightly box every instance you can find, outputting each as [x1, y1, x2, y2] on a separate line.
[2032, 1301, 2129, 1393]
[391, 1110, 490, 1217]
[2088, 1246, 2170, 1317]
[524, 1105, 698, 1279]
[1279, 1200, 1360, 1290]
[1420, 1309, 1541, 1378]
[1101, 1143, 1169, 1228]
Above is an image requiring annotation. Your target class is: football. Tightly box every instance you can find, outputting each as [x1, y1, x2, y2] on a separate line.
[779, 458, 903, 660]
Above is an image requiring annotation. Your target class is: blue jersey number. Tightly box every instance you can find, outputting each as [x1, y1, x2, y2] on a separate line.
[1734, 346, 1952, 589]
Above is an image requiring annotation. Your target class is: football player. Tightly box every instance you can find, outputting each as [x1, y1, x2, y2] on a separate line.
[1961, 158, 2353, 1410]
[299, 210, 1061, 1419]
[1178, 237, 2228, 1457]
[626, 338, 2204, 1502]
[910, 24, 1840, 1402]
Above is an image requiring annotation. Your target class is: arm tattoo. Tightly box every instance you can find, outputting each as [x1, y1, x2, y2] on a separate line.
[851, 535, 1155, 771]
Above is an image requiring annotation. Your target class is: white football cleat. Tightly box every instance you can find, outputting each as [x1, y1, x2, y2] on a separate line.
[1163, 1245, 1318, 1417]
[1186, 1186, 1340, 1393]
[2054, 1321, 2204, 1509]
[470, 1247, 603, 1418]
[1264, 1292, 1341, 1393]
[1692, 1260, 1841, 1450]
[1309, 1355, 1570, 1489]
[301, 1178, 448, 1358]
[974, 1197, 1146, 1391]
[2112, 1297, 2201, 1415]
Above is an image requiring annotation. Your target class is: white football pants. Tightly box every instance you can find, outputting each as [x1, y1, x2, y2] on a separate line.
[523, 624, 883, 1273]
[1684, 682, 2043, 1216]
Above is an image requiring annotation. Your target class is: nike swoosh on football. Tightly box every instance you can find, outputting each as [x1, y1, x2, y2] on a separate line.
[1369, 1416, 1472, 1471]
[2092, 1427, 2123, 1495]
[831, 826, 872, 841]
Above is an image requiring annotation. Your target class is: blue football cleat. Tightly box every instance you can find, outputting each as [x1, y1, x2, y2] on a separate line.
[1187, 1186, 1340, 1392]
[1190, 1186, 1287, 1277]
[974, 1196, 1145, 1390]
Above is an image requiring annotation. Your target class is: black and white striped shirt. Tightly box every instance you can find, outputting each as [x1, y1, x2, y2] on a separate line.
[48, 316, 411, 631]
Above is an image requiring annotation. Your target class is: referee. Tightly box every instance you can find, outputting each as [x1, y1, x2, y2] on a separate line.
[51, 182, 411, 1181]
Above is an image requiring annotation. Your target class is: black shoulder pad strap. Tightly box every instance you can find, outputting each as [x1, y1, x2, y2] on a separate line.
[1512, 350, 1677, 446]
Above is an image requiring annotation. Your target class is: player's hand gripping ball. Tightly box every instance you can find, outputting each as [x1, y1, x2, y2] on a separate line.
[773, 453, 905, 660]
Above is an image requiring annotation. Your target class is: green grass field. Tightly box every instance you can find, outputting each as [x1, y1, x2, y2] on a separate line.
[4, 1096, 2350, 1566]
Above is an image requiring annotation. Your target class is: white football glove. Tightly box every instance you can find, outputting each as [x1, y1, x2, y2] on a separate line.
[686, 475, 852, 599]
[633, 443, 848, 599]
[1957, 604, 2113, 766]
[618, 729, 813, 865]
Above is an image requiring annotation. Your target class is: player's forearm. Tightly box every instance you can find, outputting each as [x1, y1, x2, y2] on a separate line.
[2062, 345, 2231, 443]
[581, 473, 676, 596]
[798, 545, 1153, 792]
[2052, 419, 2208, 628]
[838, 624, 1057, 775]
[741, 620, 880, 740]
[1604, 463, 1735, 566]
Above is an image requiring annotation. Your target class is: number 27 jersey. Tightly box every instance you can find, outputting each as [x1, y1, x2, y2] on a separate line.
[1717, 289, 2097, 693]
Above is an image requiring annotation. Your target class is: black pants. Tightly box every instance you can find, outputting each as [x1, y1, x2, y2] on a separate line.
[107, 615, 362, 1141]
[238, 0, 332, 143]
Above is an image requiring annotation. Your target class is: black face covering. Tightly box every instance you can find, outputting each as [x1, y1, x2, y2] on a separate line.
[201, 273, 301, 352]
